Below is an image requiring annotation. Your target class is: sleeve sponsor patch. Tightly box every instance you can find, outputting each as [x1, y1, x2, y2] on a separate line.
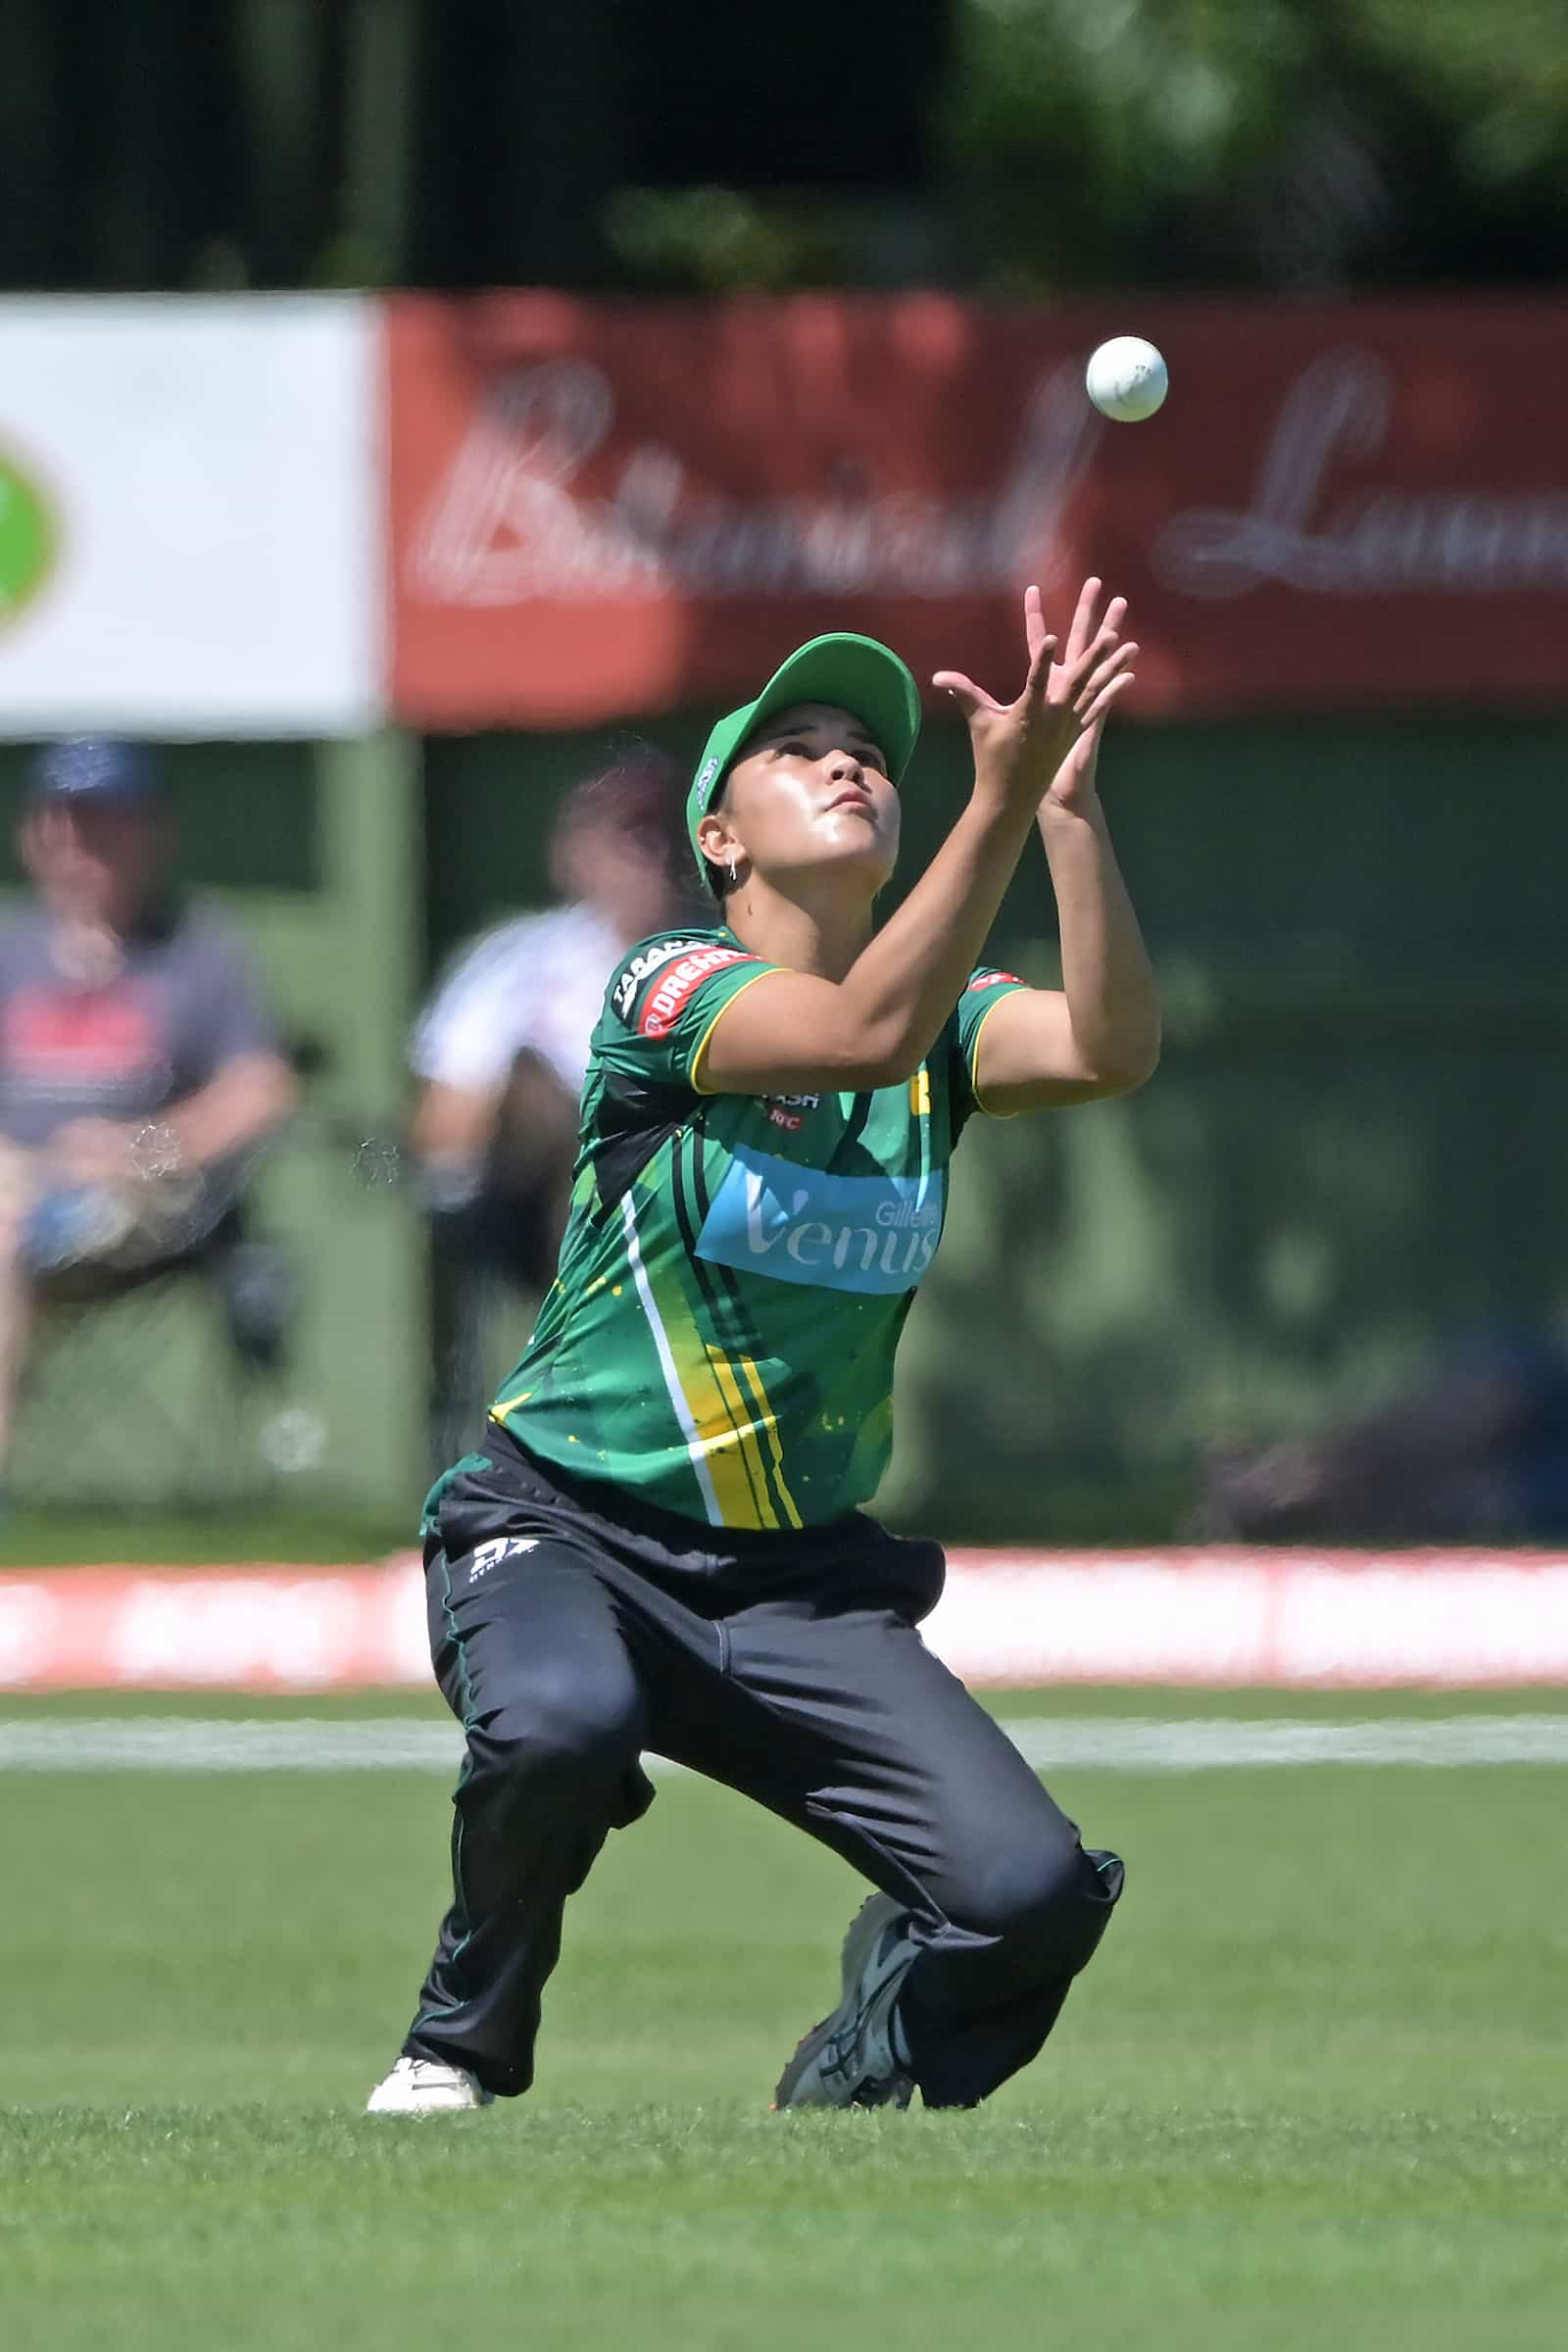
[965, 969, 1022, 992]
[611, 936, 707, 1021]
[639, 944, 756, 1038]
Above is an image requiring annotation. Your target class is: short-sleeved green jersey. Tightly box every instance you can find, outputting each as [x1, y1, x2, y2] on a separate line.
[488, 927, 1026, 1531]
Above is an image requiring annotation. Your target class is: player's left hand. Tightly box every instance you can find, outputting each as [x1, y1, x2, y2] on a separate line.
[1037, 578, 1138, 818]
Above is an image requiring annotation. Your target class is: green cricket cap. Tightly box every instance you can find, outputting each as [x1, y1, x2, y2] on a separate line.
[686, 633, 922, 887]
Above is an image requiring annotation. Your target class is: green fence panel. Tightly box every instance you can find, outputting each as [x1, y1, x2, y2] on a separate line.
[11, 706, 1562, 1541]
[1, 737, 424, 1525]
[422, 710, 1568, 1540]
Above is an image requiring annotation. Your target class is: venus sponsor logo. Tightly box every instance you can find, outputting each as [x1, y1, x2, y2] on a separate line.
[697, 1146, 945, 1297]
[639, 944, 752, 1038]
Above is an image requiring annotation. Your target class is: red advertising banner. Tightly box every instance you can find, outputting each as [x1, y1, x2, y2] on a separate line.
[386, 294, 1568, 728]
[6, 1554, 1568, 1689]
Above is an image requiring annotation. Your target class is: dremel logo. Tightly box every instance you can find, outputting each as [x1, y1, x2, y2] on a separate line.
[696, 1145, 944, 1296]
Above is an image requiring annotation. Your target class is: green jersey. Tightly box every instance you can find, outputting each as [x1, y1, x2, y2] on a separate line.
[488, 927, 1026, 1532]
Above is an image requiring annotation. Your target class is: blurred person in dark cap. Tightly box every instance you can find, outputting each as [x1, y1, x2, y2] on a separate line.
[0, 741, 297, 1503]
[409, 752, 692, 1301]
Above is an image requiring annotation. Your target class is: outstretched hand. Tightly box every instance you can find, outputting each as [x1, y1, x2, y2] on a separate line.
[934, 580, 1138, 816]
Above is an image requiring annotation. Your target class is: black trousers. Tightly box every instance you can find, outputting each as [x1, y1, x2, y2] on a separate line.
[403, 1434, 1123, 2106]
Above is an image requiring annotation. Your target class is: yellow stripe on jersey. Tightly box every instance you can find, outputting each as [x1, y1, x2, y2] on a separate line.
[652, 1280, 778, 1529]
[612, 1193, 777, 1529]
[967, 994, 1026, 1120]
[733, 1351, 804, 1529]
[701, 1342, 788, 1530]
[644, 1187, 801, 1527]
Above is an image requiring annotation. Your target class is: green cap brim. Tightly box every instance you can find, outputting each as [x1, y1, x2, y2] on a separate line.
[686, 633, 922, 886]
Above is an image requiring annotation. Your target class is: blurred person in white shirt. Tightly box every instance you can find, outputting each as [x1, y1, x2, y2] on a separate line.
[409, 753, 691, 1306]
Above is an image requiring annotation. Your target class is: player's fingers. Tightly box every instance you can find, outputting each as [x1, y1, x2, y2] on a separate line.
[1059, 616, 1123, 694]
[932, 669, 998, 720]
[1064, 592, 1129, 679]
[1061, 575, 1102, 668]
[1080, 670, 1137, 729]
[1020, 633, 1059, 706]
[1073, 641, 1139, 717]
[1023, 582, 1050, 668]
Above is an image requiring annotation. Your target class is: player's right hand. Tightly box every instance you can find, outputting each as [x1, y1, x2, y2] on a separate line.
[934, 580, 1137, 813]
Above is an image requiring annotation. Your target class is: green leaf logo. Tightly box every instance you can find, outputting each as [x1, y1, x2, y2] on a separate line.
[0, 444, 58, 632]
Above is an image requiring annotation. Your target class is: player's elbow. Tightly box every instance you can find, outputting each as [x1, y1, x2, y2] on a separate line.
[780, 1009, 920, 1093]
[811, 1054, 911, 1092]
[1086, 1033, 1161, 1097]
[826, 1031, 926, 1092]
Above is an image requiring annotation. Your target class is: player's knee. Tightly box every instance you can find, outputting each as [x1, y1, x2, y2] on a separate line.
[474, 1661, 644, 1795]
[955, 1837, 1115, 1968]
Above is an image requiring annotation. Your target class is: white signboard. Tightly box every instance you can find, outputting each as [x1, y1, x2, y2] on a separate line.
[0, 298, 379, 736]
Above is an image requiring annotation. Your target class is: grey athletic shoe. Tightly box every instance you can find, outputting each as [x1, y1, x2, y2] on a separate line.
[773, 1892, 919, 2110]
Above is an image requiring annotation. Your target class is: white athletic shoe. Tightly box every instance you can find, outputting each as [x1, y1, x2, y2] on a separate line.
[772, 1892, 919, 2111]
[365, 2056, 495, 2115]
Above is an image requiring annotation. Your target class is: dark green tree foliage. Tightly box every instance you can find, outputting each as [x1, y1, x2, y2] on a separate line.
[948, 0, 1568, 291]
[0, 0, 1563, 292]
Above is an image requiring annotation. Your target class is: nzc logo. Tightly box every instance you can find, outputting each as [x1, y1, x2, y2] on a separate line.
[0, 443, 58, 635]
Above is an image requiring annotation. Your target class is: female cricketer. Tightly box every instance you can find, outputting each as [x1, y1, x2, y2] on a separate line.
[368, 578, 1159, 2114]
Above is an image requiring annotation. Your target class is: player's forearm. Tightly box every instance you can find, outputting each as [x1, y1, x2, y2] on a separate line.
[832, 791, 1044, 1083]
[1038, 799, 1160, 1087]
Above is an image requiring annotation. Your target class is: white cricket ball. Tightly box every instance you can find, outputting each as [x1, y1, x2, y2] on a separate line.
[1085, 336, 1169, 423]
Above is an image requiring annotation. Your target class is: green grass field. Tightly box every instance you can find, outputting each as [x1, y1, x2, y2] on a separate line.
[2, 1687, 1565, 2350]
[2, 1505, 413, 1566]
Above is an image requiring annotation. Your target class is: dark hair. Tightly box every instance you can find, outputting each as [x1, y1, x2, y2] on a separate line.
[556, 749, 685, 875]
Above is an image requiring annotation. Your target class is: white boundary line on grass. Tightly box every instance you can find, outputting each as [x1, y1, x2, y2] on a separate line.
[0, 1715, 1564, 1773]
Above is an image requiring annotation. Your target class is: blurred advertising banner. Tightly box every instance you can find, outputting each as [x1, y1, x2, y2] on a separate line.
[4, 1554, 1567, 1689]
[0, 298, 379, 737]
[387, 293, 1568, 725]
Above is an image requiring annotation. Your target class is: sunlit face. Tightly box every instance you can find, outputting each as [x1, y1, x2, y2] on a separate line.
[702, 703, 900, 898]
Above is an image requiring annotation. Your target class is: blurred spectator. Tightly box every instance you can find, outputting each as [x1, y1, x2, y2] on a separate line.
[1200, 1328, 1568, 1544]
[409, 752, 690, 1294]
[0, 743, 297, 1501]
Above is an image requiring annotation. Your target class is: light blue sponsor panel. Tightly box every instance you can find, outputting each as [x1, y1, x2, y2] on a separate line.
[696, 1144, 945, 1295]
